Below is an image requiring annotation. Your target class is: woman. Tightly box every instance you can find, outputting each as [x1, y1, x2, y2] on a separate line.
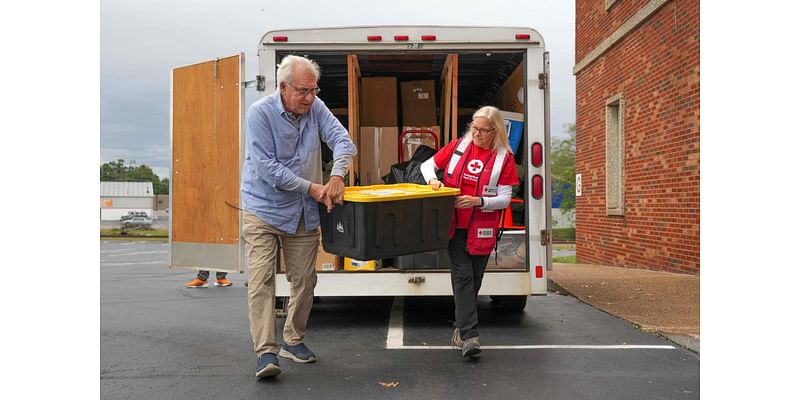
[421, 106, 519, 358]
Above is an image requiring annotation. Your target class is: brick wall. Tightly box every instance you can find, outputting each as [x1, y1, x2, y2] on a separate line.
[574, 0, 699, 274]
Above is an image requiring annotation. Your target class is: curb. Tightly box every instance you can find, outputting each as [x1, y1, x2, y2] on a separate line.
[547, 278, 699, 355]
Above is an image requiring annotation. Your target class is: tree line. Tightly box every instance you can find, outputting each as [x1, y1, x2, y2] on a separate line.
[100, 127, 574, 202]
[100, 159, 169, 194]
[551, 123, 575, 213]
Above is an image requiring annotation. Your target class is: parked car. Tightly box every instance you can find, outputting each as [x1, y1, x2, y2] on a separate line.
[122, 216, 153, 229]
[120, 211, 149, 222]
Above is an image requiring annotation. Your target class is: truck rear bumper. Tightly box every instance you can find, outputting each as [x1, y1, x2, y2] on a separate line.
[275, 271, 547, 296]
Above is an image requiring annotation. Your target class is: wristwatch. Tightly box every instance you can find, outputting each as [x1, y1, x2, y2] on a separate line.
[478, 197, 484, 207]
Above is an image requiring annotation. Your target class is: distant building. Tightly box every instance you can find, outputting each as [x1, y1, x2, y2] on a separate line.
[574, 0, 699, 274]
[100, 181, 154, 221]
[154, 194, 169, 211]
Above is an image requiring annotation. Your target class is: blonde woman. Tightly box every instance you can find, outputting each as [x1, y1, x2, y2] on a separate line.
[421, 106, 518, 358]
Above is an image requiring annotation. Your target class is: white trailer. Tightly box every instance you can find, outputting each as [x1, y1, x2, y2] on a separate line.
[170, 26, 552, 310]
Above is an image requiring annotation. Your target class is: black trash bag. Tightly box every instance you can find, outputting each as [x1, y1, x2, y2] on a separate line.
[382, 145, 444, 184]
[410, 145, 437, 162]
[382, 161, 410, 184]
[402, 161, 427, 184]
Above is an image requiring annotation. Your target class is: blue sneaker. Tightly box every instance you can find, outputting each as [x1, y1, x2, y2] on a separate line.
[256, 353, 281, 379]
[279, 342, 317, 363]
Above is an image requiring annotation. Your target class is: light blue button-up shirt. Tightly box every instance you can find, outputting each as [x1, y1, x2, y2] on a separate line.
[241, 91, 357, 234]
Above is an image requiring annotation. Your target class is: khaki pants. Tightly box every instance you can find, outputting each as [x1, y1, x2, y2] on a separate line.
[243, 212, 319, 356]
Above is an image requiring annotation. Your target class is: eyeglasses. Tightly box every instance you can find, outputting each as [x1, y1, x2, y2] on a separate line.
[470, 123, 495, 135]
[287, 82, 321, 97]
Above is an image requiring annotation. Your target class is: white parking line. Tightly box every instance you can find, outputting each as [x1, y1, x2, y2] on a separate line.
[389, 345, 675, 350]
[386, 295, 405, 349]
[385, 297, 676, 350]
[106, 250, 168, 257]
[101, 261, 167, 266]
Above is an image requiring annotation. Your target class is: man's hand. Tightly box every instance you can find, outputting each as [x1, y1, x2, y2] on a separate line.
[429, 178, 443, 191]
[322, 175, 345, 213]
[308, 183, 326, 203]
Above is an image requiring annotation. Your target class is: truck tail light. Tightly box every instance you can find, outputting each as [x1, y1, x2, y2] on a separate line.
[367, 35, 382, 41]
[531, 142, 543, 167]
[532, 175, 543, 199]
[535, 265, 543, 278]
[273, 36, 288, 42]
[394, 35, 409, 41]
[515, 34, 531, 40]
[421, 35, 436, 41]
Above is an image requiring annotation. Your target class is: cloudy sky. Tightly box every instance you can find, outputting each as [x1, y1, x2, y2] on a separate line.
[100, 0, 575, 179]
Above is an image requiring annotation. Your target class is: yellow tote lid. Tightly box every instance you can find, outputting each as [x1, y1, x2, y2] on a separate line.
[343, 183, 460, 203]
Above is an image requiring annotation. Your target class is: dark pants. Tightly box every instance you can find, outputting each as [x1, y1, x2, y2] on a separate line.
[448, 229, 490, 341]
[197, 270, 227, 281]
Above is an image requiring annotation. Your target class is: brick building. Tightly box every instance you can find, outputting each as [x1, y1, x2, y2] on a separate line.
[573, 0, 699, 274]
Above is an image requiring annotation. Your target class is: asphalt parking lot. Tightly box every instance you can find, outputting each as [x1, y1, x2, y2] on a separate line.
[101, 240, 699, 400]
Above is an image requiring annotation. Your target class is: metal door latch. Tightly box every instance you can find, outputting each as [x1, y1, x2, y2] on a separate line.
[408, 276, 425, 284]
[243, 75, 266, 91]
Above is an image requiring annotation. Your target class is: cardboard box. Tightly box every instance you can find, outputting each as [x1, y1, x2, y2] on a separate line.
[359, 127, 399, 185]
[400, 80, 437, 126]
[361, 77, 398, 126]
[278, 238, 342, 272]
[315, 245, 342, 272]
[400, 126, 440, 161]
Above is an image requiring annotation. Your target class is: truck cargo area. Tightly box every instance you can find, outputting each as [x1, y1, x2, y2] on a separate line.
[276, 50, 529, 273]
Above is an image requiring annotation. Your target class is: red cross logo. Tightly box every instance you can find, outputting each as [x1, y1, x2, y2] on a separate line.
[467, 159, 484, 174]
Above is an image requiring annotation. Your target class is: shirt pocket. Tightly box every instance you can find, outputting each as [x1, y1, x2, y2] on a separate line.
[274, 129, 299, 162]
[304, 122, 321, 156]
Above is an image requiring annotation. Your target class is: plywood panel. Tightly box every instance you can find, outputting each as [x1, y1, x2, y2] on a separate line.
[439, 54, 459, 144]
[450, 54, 458, 143]
[495, 63, 525, 113]
[440, 56, 452, 146]
[347, 54, 361, 184]
[171, 55, 241, 245]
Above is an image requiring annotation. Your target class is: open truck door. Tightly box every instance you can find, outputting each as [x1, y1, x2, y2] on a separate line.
[170, 54, 245, 273]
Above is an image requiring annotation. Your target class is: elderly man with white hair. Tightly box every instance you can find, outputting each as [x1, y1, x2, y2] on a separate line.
[240, 55, 356, 379]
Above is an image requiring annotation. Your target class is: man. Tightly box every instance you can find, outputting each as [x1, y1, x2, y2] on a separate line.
[240, 55, 356, 379]
[184, 270, 233, 288]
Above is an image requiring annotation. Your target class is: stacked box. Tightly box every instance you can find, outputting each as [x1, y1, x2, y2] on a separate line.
[400, 80, 437, 126]
[361, 77, 398, 126]
[359, 127, 399, 185]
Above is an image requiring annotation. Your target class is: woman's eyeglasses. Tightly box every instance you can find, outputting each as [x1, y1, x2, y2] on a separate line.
[470, 123, 495, 135]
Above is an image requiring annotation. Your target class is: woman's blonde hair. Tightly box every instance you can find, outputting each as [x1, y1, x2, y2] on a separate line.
[463, 105, 512, 153]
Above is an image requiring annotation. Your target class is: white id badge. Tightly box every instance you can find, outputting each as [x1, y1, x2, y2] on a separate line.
[477, 228, 494, 238]
[482, 186, 497, 196]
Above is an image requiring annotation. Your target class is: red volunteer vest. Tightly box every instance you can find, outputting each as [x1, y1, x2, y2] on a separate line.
[442, 139, 509, 255]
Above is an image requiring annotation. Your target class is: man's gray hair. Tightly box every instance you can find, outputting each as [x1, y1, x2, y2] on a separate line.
[276, 55, 321, 85]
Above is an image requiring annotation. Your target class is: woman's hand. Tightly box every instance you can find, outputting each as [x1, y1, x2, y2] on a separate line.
[454, 195, 481, 209]
[429, 178, 443, 191]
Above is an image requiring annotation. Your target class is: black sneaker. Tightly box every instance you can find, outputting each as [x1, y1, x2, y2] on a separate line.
[256, 353, 281, 379]
[279, 342, 317, 363]
[462, 337, 481, 358]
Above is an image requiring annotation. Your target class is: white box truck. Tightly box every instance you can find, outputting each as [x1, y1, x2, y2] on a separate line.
[170, 25, 552, 310]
